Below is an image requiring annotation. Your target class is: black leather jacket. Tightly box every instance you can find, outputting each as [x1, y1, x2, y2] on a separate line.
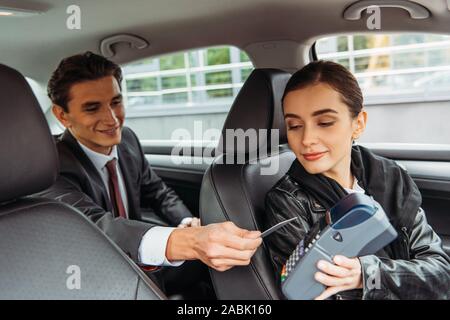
[263, 175, 450, 300]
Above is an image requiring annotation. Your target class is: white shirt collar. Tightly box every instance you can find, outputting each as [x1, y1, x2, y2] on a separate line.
[344, 177, 366, 194]
[77, 141, 119, 172]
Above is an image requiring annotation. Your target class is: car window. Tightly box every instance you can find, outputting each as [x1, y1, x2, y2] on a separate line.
[121, 46, 254, 142]
[26, 77, 66, 134]
[315, 33, 450, 145]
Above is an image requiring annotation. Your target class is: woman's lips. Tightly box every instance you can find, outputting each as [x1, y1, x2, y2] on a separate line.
[302, 151, 327, 161]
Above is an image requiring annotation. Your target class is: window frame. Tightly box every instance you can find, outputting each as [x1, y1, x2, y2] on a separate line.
[122, 46, 254, 119]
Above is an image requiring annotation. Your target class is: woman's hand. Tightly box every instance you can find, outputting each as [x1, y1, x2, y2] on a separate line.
[314, 255, 363, 300]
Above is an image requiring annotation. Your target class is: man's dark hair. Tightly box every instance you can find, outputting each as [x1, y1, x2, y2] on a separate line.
[47, 51, 123, 112]
[282, 60, 363, 118]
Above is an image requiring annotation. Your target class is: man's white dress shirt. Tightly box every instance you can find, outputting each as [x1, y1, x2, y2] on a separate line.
[78, 141, 186, 266]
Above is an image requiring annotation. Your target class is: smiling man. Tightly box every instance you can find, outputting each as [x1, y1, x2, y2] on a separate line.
[40, 52, 262, 280]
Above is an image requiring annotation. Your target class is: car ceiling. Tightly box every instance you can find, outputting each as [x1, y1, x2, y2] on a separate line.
[0, 0, 449, 83]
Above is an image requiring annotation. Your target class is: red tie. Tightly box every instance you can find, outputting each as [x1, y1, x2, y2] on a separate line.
[105, 159, 127, 219]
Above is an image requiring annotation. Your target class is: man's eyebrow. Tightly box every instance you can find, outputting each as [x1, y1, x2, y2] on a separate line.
[81, 94, 122, 108]
[81, 101, 101, 108]
[111, 94, 122, 101]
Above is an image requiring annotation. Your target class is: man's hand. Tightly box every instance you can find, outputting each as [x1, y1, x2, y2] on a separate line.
[166, 221, 262, 272]
[314, 255, 363, 300]
[193, 221, 262, 271]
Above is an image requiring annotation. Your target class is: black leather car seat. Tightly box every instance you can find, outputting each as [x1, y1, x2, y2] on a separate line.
[0, 63, 166, 300]
[199, 69, 295, 299]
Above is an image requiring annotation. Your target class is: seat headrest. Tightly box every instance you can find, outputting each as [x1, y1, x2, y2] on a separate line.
[219, 69, 290, 155]
[0, 64, 58, 203]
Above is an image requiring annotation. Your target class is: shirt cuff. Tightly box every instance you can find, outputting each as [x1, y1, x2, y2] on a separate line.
[138, 226, 185, 267]
[179, 217, 193, 226]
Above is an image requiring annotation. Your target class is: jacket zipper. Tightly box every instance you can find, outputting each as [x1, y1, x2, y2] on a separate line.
[400, 227, 410, 259]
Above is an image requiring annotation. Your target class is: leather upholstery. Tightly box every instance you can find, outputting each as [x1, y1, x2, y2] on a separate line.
[0, 63, 165, 299]
[0, 64, 58, 204]
[200, 69, 294, 299]
[218, 69, 288, 155]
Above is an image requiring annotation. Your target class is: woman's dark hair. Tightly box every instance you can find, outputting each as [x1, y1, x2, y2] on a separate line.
[47, 51, 123, 112]
[282, 60, 363, 118]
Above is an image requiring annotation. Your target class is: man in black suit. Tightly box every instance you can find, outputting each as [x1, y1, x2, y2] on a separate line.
[40, 52, 261, 275]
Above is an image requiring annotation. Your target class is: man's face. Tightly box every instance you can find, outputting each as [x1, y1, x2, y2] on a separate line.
[53, 75, 125, 155]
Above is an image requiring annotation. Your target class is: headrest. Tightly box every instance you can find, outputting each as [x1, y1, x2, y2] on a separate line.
[0, 64, 58, 203]
[219, 69, 290, 155]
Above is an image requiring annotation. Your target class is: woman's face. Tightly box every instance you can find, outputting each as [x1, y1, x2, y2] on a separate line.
[283, 83, 366, 182]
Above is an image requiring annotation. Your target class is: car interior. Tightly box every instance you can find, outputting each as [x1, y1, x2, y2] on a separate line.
[0, 63, 165, 300]
[0, 0, 449, 299]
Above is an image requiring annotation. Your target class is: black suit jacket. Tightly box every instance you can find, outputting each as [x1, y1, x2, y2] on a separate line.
[38, 127, 192, 262]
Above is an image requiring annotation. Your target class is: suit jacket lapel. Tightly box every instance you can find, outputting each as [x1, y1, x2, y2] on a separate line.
[60, 130, 114, 213]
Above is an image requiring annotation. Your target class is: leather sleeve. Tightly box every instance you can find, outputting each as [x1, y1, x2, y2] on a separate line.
[359, 208, 450, 300]
[263, 188, 314, 281]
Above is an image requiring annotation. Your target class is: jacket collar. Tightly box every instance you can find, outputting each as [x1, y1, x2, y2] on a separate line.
[77, 141, 118, 174]
[60, 130, 104, 181]
[60, 130, 114, 213]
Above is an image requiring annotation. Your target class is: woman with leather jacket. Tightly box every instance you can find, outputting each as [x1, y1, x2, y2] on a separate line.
[263, 60, 450, 300]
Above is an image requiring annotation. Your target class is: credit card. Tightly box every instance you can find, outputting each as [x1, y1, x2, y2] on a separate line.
[261, 217, 299, 238]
